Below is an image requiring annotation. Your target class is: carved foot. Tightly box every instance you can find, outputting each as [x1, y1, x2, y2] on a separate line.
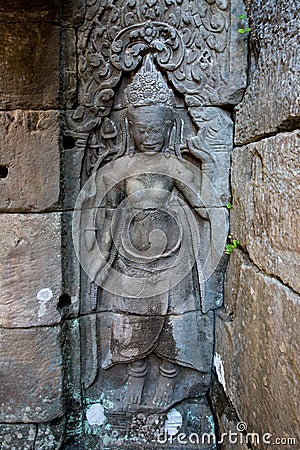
[153, 361, 178, 407]
[123, 359, 148, 409]
[124, 375, 146, 407]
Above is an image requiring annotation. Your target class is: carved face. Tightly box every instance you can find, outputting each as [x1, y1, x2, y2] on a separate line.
[128, 106, 172, 153]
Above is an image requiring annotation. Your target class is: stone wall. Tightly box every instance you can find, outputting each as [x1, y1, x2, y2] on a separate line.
[214, 1, 300, 448]
[1, 0, 299, 449]
[0, 1, 84, 448]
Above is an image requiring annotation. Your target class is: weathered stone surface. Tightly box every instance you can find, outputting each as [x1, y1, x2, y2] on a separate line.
[61, 28, 77, 109]
[209, 374, 249, 450]
[35, 417, 67, 450]
[82, 397, 216, 450]
[188, 106, 234, 205]
[215, 251, 300, 448]
[0, 1, 58, 22]
[0, 111, 61, 211]
[58, 0, 87, 26]
[62, 213, 81, 317]
[0, 326, 64, 422]
[235, 0, 300, 144]
[0, 213, 62, 327]
[230, 131, 300, 294]
[220, 0, 248, 105]
[0, 23, 60, 109]
[63, 147, 85, 211]
[61, 320, 81, 418]
[220, 418, 249, 450]
[0, 424, 36, 450]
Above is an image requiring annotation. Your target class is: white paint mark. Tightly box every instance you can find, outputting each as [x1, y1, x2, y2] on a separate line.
[37, 288, 53, 317]
[37, 288, 53, 302]
[214, 353, 226, 392]
[86, 403, 106, 427]
[165, 409, 182, 436]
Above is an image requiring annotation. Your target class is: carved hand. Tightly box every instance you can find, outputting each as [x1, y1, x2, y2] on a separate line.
[186, 136, 216, 167]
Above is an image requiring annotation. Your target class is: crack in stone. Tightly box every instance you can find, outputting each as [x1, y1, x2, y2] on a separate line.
[237, 246, 300, 297]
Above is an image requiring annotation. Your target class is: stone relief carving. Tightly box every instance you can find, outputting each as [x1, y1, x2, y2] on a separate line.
[74, 56, 222, 410]
[66, 0, 244, 446]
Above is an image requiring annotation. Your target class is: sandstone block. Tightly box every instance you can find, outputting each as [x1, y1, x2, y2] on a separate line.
[0, 326, 64, 422]
[0, 110, 61, 211]
[0, 23, 60, 109]
[218, 0, 248, 105]
[0, 1, 57, 22]
[220, 418, 249, 450]
[61, 319, 81, 407]
[0, 213, 62, 327]
[63, 147, 85, 211]
[61, 28, 77, 109]
[58, 0, 87, 26]
[61, 213, 81, 318]
[215, 251, 300, 448]
[35, 417, 66, 450]
[230, 131, 300, 294]
[235, 0, 300, 144]
[0, 424, 36, 450]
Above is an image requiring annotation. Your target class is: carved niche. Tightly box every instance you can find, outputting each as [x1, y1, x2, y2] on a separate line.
[66, 0, 245, 447]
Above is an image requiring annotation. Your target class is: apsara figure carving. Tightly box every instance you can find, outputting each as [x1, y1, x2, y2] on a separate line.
[77, 55, 218, 411]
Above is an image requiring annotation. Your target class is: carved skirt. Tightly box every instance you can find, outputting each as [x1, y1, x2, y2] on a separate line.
[98, 204, 211, 373]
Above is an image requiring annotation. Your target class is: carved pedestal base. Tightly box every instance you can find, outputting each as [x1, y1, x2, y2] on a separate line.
[81, 397, 216, 450]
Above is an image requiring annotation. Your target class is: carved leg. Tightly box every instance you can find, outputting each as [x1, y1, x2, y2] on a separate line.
[123, 359, 148, 408]
[153, 360, 179, 407]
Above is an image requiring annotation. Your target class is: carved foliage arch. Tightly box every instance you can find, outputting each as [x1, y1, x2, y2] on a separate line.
[66, 0, 231, 141]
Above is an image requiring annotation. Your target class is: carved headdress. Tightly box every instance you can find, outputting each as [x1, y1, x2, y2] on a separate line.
[123, 54, 175, 108]
[122, 55, 182, 156]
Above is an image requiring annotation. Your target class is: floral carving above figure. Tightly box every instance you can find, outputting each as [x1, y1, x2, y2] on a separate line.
[111, 21, 184, 72]
[75, 0, 229, 114]
[73, 56, 227, 414]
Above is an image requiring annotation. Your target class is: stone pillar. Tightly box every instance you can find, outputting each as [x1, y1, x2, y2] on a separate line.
[0, 1, 84, 449]
[62, 0, 248, 448]
[214, 1, 300, 449]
